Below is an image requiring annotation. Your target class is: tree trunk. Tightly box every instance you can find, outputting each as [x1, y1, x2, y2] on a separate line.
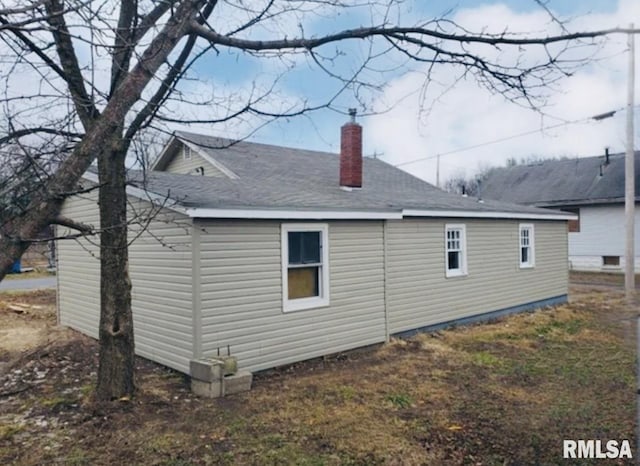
[95, 137, 135, 400]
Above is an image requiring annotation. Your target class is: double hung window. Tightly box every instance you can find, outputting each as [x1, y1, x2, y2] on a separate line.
[282, 224, 329, 312]
[445, 224, 467, 277]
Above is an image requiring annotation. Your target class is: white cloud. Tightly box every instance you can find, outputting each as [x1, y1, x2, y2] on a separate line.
[367, 0, 640, 186]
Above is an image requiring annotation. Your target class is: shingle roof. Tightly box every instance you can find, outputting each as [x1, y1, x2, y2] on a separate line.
[130, 130, 570, 217]
[481, 151, 640, 207]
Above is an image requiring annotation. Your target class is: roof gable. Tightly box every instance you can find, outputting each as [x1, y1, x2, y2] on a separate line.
[151, 134, 238, 179]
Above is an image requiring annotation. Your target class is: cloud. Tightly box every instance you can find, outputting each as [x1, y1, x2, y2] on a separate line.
[367, 0, 639, 186]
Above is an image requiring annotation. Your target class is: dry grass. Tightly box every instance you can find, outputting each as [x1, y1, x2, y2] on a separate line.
[3, 270, 55, 281]
[570, 270, 640, 287]
[0, 285, 636, 465]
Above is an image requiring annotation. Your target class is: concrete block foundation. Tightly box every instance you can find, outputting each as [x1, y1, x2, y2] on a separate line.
[190, 357, 252, 398]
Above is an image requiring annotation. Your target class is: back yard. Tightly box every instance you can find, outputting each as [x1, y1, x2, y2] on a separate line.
[0, 278, 636, 465]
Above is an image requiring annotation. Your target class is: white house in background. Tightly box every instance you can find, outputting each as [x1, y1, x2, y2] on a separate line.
[481, 150, 640, 272]
[55, 116, 573, 377]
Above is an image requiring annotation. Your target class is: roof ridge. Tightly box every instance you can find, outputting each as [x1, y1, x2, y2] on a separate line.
[507, 151, 638, 168]
[174, 129, 338, 158]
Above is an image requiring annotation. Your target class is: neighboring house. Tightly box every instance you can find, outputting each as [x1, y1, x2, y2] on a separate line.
[481, 151, 640, 272]
[56, 118, 573, 376]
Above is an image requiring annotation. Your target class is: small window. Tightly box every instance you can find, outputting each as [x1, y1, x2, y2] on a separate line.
[282, 224, 329, 312]
[519, 224, 535, 268]
[445, 224, 467, 277]
[566, 208, 580, 232]
[603, 256, 620, 267]
[183, 145, 192, 160]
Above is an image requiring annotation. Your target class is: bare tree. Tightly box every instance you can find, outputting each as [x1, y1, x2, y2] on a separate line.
[444, 155, 572, 196]
[0, 0, 635, 400]
[443, 166, 494, 197]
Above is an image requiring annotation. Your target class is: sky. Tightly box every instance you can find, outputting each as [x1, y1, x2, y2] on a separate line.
[2, 0, 633, 186]
[171, 0, 639, 187]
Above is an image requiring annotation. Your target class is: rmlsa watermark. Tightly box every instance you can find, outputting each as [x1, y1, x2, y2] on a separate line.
[563, 439, 632, 459]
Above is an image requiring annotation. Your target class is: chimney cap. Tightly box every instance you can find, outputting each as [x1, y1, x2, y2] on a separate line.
[348, 108, 357, 122]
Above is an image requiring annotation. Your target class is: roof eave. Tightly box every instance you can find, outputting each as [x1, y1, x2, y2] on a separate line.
[402, 209, 576, 221]
[185, 207, 402, 220]
[186, 207, 574, 221]
[536, 197, 638, 208]
[81, 173, 575, 221]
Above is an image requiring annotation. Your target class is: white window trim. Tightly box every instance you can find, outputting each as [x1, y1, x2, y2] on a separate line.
[281, 223, 330, 312]
[519, 223, 535, 268]
[445, 224, 468, 278]
[183, 145, 192, 160]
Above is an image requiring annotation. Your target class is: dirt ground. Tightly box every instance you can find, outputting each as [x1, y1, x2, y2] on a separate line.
[0, 278, 637, 465]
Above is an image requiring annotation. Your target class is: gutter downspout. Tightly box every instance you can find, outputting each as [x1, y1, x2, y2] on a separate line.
[55, 225, 61, 325]
[191, 220, 202, 360]
[383, 220, 390, 342]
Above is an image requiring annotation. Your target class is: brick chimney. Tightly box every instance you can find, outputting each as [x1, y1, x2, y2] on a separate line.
[340, 108, 363, 188]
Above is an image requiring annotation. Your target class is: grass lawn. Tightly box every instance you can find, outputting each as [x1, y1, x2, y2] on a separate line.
[0, 286, 636, 465]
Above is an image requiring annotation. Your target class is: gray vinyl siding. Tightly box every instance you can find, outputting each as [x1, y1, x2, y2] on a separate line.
[197, 220, 386, 373]
[57, 190, 194, 373]
[57, 193, 101, 339]
[386, 218, 568, 334]
[164, 145, 226, 177]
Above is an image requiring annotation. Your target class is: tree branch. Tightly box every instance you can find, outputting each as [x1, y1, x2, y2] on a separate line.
[0, 1, 46, 16]
[110, 0, 137, 97]
[45, 0, 99, 128]
[132, 0, 180, 44]
[124, 0, 219, 141]
[50, 215, 94, 233]
[0, 127, 83, 145]
[190, 23, 640, 51]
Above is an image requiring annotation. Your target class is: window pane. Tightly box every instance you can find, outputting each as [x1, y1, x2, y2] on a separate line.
[603, 256, 620, 266]
[288, 232, 302, 264]
[521, 247, 529, 264]
[301, 231, 320, 263]
[448, 251, 460, 270]
[289, 231, 321, 265]
[288, 266, 319, 299]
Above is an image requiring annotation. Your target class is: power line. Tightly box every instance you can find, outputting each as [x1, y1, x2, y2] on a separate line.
[394, 106, 631, 168]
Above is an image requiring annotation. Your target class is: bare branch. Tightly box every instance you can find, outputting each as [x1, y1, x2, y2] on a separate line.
[132, 0, 181, 44]
[50, 215, 94, 233]
[110, 0, 137, 96]
[45, 0, 100, 127]
[0, 127, 83, 145]
[0, 1, 46, 16]
[191, 23, 640, 51]
[124, 0, 218, 141]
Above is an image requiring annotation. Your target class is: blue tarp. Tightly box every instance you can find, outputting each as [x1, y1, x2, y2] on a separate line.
[10, 259, 21, 274]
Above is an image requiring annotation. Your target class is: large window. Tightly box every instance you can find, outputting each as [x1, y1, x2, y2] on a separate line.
[519, 224, 535, 268]
[445, 224, 467, 277]
[282, 224, 329, 312]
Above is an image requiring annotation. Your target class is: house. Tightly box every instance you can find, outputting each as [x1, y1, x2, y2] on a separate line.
[480, 151, 640, 272]
[56, 117, 574, 377]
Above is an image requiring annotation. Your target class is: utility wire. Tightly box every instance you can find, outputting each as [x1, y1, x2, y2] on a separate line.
[394, 106, 632, 168]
